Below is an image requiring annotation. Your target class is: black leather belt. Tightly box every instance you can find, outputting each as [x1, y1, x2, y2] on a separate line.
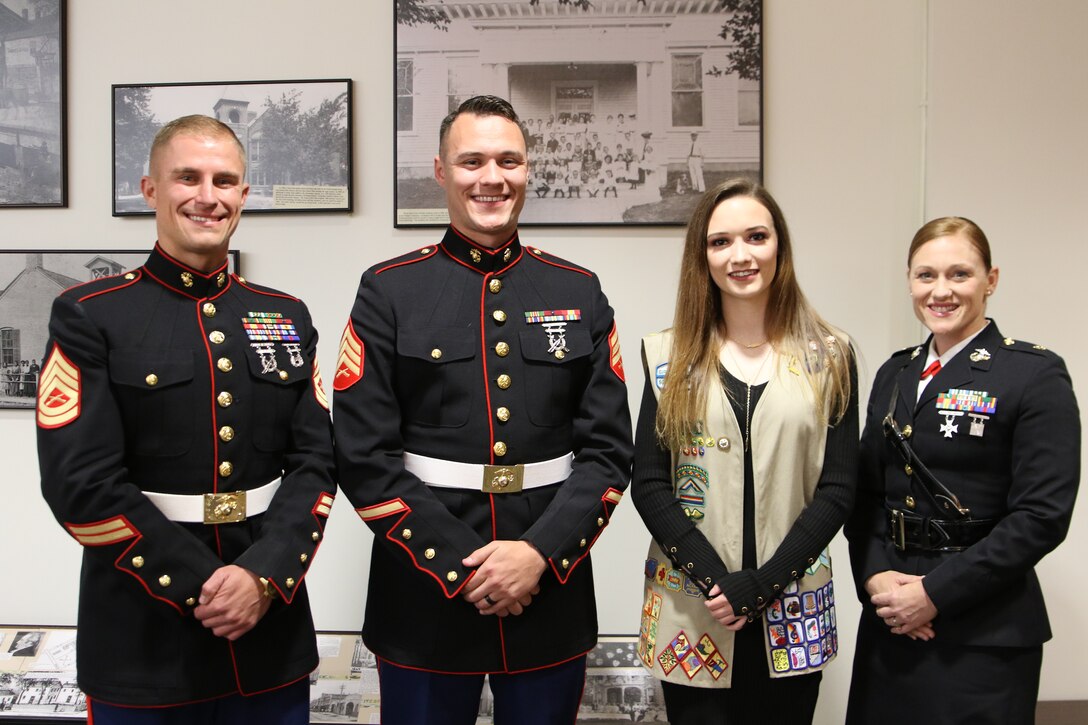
[888, 509, 995, 552]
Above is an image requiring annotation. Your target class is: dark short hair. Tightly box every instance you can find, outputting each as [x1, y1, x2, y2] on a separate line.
[149, 115, 246, 174]
[438, 95, 524, 156]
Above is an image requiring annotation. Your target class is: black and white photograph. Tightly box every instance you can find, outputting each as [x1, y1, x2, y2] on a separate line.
[0, 0, 66, 208]
[0, 627, 85, 719]
[0, 249, 239, 409]
[113, 79, 352, 215]
[395, 0, 761, 227]
[5, 632, 41, 659]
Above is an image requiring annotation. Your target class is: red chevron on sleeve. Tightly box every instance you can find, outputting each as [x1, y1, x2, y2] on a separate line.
[333, 321, 364, 391]
[37, 344, 81, 429]
[608, 322, 625, 382]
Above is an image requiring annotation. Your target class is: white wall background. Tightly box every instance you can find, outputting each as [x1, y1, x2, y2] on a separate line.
[0, 1, 1084, 721]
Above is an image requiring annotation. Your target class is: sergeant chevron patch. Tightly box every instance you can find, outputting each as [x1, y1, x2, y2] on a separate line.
[312, 355, 330, 410]
[608, 322, 625, 382]
[37, 344, 81, 429]
[333, 322, 364, 391]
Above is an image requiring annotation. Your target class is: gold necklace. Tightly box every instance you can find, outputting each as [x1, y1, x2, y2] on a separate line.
[731, 338, 768, 349]
[723, 344, 773, 452]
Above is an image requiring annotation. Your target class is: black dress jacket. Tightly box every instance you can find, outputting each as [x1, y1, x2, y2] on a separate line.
[333, 227, 633, 673]
[845, 321, 1080, 646]
[38, 245, 337, 705]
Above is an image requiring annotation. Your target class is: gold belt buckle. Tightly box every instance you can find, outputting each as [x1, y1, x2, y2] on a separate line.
[482, 465, 524, 494]
[203, 491, 246, 524]
[890, 509, 906, 551]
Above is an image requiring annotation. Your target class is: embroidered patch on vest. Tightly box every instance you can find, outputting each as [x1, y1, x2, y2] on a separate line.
[37, 344, 80, 429]
[674, 464, 709, 521]
[637, 588, 661, 667]
[655, 362, 668, 389]
[767, 580, 837, 674]
[695, 634, 728, 680]
[334, 322, 364, 391]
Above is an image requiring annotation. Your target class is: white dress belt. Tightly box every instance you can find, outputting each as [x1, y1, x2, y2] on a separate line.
[404, 452, 573, 494]
[143, 477, 282, 524]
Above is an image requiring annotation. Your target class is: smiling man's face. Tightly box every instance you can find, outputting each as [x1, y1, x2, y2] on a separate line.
[141, 133, 249, 272]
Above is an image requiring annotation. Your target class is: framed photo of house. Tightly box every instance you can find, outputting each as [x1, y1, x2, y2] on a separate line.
[0, 249, 240, 409]
[394, 0, 762, 227]
[0, 0, 66, 208]
[112, 79, 352, 216]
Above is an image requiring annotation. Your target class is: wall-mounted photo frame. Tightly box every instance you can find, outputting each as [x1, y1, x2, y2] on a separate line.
[112, 79, 352, 216]
[394, 0, 761, 227]
[0, 249, 240, 409]
[0, 0, 66, 208]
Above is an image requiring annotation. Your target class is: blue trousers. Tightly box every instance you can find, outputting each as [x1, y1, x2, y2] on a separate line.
[87, 678, 309, 725]
[378, 655, 587, 725]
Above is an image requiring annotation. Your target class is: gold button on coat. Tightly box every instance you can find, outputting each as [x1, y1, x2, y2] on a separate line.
[132, 556, 144, 568]
[431, 348, 442, 360]
[599, 518, 606, 527]
[158, 575, 171, 587]
[902, 425, 913, 439]
[202, 303, 216, 317]
[145, 373, 158, 386]
[496, 407, 510, 422]
[489, 279, 503, 293]
[492, 310, 507, 323]
[447, 571, 458, 582]
[425, 548, 436, 559]
[300, 553, 308, 563]
[312, 531, 321, 541]
[286, 578, 295, 589]
[124, 272, 136, 280]
[495, 342, 510, 357]
[217, 358, 233, 373]
[555, 349, 566, 360]
[561, 559, 570, 569]
[497, 374, 511, 389]
[904, 464, 914, 476]
[278, 370, 289, 380]
[217, 391, 233, 407]
[579, 538, 587, 548]
[402, 529, 412, 540]
[218, 461, 233, 477]
[186, 597, 196, 606]
[219, 426, 235, 442]
[493, 441, 507, 456]
[905, 496, 916, 510]
[209, 331, 225, 344]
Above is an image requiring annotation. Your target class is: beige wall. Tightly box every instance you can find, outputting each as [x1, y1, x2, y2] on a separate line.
[0, 1, 1084, 721]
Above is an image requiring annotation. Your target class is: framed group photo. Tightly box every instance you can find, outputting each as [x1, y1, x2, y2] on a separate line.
[0, 249, 240, 409]
[394, 0, 762, 227]
[0, 0, 66, 208]
[112, 79, 352, 215]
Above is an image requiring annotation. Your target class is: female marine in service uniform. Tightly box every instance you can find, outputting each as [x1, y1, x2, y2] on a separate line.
[632, 179, 857, 722]
[845, 217, 1080, 724]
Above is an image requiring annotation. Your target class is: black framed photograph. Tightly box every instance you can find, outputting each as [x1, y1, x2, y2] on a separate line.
[0, 249, 240, 409]
[0, 0, 66, 208]
[112, 79, 352, 216]
[394, 0, 761, 227]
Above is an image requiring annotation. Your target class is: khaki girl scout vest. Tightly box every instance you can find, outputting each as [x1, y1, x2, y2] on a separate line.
[637, 331, 838, 688]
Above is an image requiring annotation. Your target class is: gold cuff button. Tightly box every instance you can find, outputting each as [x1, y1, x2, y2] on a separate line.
[209, 331, 225, 344]
[447, 571, 458, 582]
[425, 548, 436, 559]
[495, 341, 510, 357]
[492, 310, 507, 323]
[496, 407, 511, 422]
[579, 538, 587, 548]
[312, 531, 321, 542]
[186, 597, 196, 606]
[493, 441, 507, 456]
[402, 529, 412, 540]
[217, 391, 233, 407]
[218, 461, 233, 477]
[217, 358, 233, 373]
[497, 374, 511, 389]
[300, 553, 308, 563]
[132, 556, 144, 568]
[489, 279, 503, 293]
[561, 558, 570, 569]
[598, 518, 605, 527]
[124, 272, 136, 280]
[202, 303, 216, 317]
[158, 575, 171, 588]
[145, 373, 159, 386]
[420, 247, 431, 255]
[219, 426, 235, 442]
[285, 578, 295, 589]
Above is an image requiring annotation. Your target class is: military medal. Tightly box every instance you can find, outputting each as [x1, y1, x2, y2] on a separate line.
[283, 342, 305, 368]
[936, 388, 997, 438]
[938, 411, 964, 438]
[251, 342, 279, 374]
[968, 413, 989, 437]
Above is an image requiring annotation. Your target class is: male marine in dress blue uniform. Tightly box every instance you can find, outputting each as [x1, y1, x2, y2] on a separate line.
[37, 116, 336, 724]
[334, 96, 633, 724]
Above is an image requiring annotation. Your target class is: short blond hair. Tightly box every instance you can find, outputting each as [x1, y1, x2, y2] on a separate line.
[148, 115, 246, 175]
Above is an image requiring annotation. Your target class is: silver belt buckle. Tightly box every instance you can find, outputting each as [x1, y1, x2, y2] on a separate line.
[203, 491, 246, 524]
[482, 465, 524, 494]
[890, 509, 906, 551]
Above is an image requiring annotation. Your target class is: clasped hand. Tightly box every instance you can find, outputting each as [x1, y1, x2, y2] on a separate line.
[866, 570, 937, 641]
[193, 565, 271, 641]
[461, 540, 545, 617]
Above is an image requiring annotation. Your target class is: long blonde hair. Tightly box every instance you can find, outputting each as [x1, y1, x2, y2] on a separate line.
[656, 179, 852, 450]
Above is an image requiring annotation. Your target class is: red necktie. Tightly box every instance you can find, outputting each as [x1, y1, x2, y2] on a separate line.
[920, 360, 941, 380]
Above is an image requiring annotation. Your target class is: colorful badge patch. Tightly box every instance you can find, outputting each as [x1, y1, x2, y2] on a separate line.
[637, 588, 662, 667]
[766, 578, 837, 674]
[37, 344, 81, 429]
[655, 362, 668, 389]
[524, 309, 582, 324]
[242, 312, 300, 342]
[936, 388, 997, 414]
[805, 547, 832, 575]
[674, 464, 710, 521]
[333, 322, 364, 391]
[652, 562, 702, 598]
[608, 322, 625, 382]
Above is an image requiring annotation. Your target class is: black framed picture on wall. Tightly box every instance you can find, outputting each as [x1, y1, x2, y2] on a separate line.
[0, 0, 66, 208]
[394, 0, 762, 227]
[112, 79, 352, 216]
